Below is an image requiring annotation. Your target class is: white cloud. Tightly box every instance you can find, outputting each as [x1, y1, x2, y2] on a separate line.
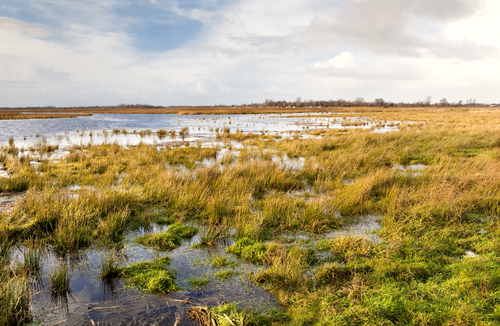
[0, 17, 52, 38]
[0, 0, 499, 107]
[313, 52, 354, 69]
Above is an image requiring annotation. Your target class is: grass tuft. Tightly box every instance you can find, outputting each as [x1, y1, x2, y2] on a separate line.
[120, 256, 176, 293]
[49, 264, 71, 293]
[136, 223, 197, 250]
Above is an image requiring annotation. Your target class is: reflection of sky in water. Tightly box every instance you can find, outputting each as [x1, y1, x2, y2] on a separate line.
[0, 113, 399, 148]
[12, 223, 277, 325]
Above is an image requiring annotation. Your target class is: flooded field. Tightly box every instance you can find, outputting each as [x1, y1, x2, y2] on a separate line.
[2, 109, 498, 325]
[0, 113, 399, 150]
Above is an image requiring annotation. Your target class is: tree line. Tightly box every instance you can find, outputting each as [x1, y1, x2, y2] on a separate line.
[1, 98, 496, 111]
[244, 97, 495, 108]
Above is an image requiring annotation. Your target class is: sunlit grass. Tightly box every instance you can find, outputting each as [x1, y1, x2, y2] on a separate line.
[1, 108, 500, 324]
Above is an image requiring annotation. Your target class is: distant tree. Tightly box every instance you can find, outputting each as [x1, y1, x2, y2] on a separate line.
[354, 97, 364, 106]
[374, 98, 385, 107]
[439, 98, 449, 106]
[425, 96, 432, 106]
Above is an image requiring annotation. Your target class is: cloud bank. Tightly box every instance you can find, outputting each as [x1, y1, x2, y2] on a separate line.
[0, 0, 499, 106]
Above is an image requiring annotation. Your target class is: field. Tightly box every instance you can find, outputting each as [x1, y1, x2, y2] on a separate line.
[1, 107, 500, 325]
[0, 105, 493, 120]
[0, 111, 92, 120]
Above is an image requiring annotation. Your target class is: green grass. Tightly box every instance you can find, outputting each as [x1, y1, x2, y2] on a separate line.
[0, 277, 32, 325]
[119, 256, 177, 293]
[99, 252, 123, 280]
[215, 270, 239, 280]
[188, 276, 209, 288]
[210, 303, 288, 326]
[48, 264, 71, 293]
[20, 244, 43, 275]
[210, 255, 237, 268]
[2, 110, 500, 324]
[136, 223, 198, 250]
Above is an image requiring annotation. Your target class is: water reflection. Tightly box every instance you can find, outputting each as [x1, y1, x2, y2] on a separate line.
[0, 113, 400, 148]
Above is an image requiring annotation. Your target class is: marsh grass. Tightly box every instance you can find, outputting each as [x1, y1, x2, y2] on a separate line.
[49, 263, 71, 293]
[157, 129, 167, 138]
[199, 222, 230, 246]
[136, 223, 197, 250]
[210, 255, 237, 268]
[20, 243, 43, 275]
[190, 303, 287, 326]
[188, 276, 209, 288]
[2, 108, 500, 324]
[0, 276, 32, 325]
[215, 270, 239, 280]
[99, 251, 123, 280]
[120, 256, 176, 293]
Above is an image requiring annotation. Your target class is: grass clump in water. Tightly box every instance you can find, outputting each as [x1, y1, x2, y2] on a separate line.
[49, 264, 71, 293]
[120, 256, 177, 293]
[136, 223, 197, 250]
[215, 270, 239, 280]
[210, 255, 236, 268]
[99, 251, 123, 280]
[188, 276, 209, 288]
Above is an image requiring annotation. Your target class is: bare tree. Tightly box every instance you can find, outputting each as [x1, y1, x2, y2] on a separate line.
[439, 98, 449, 106]
[425, 96, 432, 106]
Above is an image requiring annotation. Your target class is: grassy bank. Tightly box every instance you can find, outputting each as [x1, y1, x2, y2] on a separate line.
[1, 109, 500, 324]
[0, 111, 93, 120]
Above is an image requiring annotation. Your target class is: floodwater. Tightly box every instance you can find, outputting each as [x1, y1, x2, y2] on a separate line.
[0, 113, 399, 149]
[0, 112, 394, 325]
[14, 224, 276, 326]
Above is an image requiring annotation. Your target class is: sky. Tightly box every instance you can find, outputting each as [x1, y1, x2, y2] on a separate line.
[0, 0, 499, 107]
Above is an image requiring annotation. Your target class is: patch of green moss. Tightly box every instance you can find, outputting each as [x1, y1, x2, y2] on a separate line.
[120, 256, 177, 293]
[136, 223, 198, 250]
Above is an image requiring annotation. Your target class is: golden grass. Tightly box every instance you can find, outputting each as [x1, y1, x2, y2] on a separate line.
[2, 108, 500, 324]
[0, 111, 92, 120]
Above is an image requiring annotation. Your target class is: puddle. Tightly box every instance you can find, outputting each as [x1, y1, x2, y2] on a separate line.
[0, 169, 9, 178]
[272, 155, 305, 171]
[275, 215, 383, 247]
[13, 224, 278, 325]
[392, 164, 427, 171]
[392, 164, 428, 177]
[325, 215, 383, 243]
[0, 192, 25, 214]
[341, 179, 355, 185]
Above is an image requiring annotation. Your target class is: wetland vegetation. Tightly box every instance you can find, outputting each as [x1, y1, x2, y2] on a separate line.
[1, 107, 500, 325]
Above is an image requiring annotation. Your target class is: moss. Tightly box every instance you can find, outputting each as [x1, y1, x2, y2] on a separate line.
[226, 238, 268, 264]
[120, 256, 177, 293]
[136, 223, 197, 250]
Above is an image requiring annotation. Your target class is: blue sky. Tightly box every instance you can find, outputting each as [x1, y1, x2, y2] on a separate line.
[0, 0, 499, 106]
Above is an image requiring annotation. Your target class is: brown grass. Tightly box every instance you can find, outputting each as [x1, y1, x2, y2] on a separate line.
[0, 111, 92, 120]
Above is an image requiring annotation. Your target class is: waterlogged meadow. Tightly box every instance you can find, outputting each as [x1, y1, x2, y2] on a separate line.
[1, 109, 500, 325]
